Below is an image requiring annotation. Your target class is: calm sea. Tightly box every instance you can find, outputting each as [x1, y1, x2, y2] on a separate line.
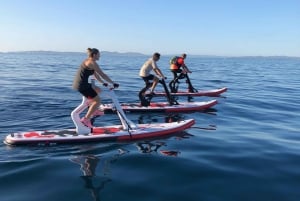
[0, 52, 299, 201]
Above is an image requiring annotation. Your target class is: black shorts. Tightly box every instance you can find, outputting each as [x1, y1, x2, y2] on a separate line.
[141, 74, 155, 83]
[79, 85, 98, 99]
[171, 69, 182, 74]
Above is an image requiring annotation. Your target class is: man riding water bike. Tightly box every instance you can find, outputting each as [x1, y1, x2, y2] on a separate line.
[169, 53, 193, 93]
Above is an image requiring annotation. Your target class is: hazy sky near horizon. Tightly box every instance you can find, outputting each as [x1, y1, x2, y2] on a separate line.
[1, 0, 299, 56]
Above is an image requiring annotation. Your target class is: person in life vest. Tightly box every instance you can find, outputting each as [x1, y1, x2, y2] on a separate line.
[139, 52, 166, 95]
[170, 53, 192, 80]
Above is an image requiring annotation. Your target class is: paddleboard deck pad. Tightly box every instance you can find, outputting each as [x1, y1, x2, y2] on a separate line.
[100, 100, 218, 113]
[4, 119, 195, 145]
[154, 87, 227, 97]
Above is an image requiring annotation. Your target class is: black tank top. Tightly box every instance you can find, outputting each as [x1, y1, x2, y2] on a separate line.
[72, 63, 94, 91]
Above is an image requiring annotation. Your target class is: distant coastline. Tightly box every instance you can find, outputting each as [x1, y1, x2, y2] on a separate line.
[0, 50, 146, 57]
[0, 50, 299, 59]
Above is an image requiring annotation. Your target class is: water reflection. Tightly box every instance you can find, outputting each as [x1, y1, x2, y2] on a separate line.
[135, 113, 193, 157]
[136, 141, 181, 157]
[136, 141, 165, 153]
[137, 113, 184, 124]
[70, 149, 128, 201]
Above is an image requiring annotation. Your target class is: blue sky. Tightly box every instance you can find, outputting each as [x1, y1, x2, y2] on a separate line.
[1, 0, 299, 56]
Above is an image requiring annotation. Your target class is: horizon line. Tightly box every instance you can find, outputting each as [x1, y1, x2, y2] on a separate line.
[0, 50, 299, 58]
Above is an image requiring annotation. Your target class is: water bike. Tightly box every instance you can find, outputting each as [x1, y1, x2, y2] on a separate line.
[99, 78, 218, 113]
[4, 84, 195, 146]
[155, 72, 227, 97]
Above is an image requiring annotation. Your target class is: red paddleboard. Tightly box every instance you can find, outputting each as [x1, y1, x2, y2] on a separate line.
[4, 119, 195, 146]
[154, 87, 227, 97]
[99, 100, 218, 113]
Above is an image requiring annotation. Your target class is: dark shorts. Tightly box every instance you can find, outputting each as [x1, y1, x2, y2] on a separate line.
[79, 85, 98, 99]
[141, 74, 155, 83]
[171, 69, 186, 79]
[171, 69, 182, 74]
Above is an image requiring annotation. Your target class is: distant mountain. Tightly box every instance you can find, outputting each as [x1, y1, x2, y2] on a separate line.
[0, 50, 147, 57]
[0, 50, 82, 55]
[101, 51, 146, 57]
